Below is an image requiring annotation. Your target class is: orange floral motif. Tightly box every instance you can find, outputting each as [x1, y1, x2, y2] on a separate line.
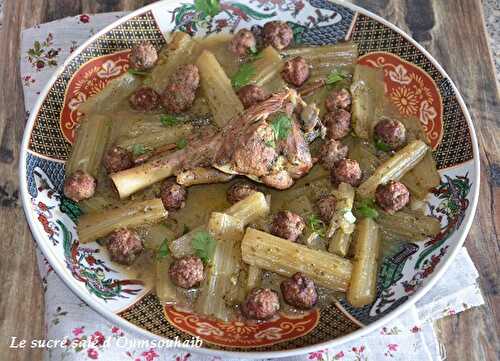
[60, 50, 131, 143]
[359, 52, 443, 149]
[163, 305, 319, 348]
[390, 87, 418, 115]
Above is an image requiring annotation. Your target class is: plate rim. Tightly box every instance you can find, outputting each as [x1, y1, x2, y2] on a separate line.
[19, 0, 481, 358]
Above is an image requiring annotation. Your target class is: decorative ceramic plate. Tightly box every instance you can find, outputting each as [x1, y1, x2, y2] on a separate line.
[20, 0, 480, 358]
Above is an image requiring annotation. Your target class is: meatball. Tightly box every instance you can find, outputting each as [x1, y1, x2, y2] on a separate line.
[161, 82, 196, 113]
[63, 170, 96, 202]
[241, 288, 280, 320]
[280, 272, 318, 309]
[129, 41, 158, 71]
[107, 228, 144, 266]
[315, 194, 337, 223]
[270, 211, 305, 242]
[262, 21, 293, 50]
[103, 146, 133, 174]
[159, 180, 187, 211]
[375, 180, 410, 214]
[374, 118, 407, 150]
[325, 88, 352, 112]
[169, 255, 204, 289]
[281, 56, 310, 87]
[169, 64, 200, 91]
[229, 28, 256, 57]
[331, 159, 362, 187]
[227, 180, 258, 204]
[319, 139, 348, 169]
[324, 109, 351, 140]
[129, 87, 160, 111]
[237, 84, 268, 109]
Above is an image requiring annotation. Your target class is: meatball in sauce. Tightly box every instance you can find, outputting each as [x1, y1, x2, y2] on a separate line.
[107, 228, 144, 266]
[169, 255, 204, 289]
[160, 180, 187, 211]
[237, 84, 268, 109]
[129, 41, 158, 71]
[280, 272, 318, 310]
[64, 170, 96, 202]
[270, 211, 305, 242]
[241, 288, 280, 320]
[330, 159, 362, 187]
[375, 180, 410, 213]
[262, 21, 293, 50]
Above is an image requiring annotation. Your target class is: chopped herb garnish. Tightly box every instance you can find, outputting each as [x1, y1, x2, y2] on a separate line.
[356, 199, 379, 219]
[131, 144, 148, 156]
[194, 0, 221, 17]
[325, 70, 347, 86]
[160, 114, 179, 127]
[308, 214, 326, 237]
[176, 138, 188, 149]
[128, 68, 149, 76]
[157, 238, 170, 259]
[270, 113, 292, 141]
[374, 138, 392, 152]
[248, 46, 263, 61]
[231, 62, 256, 89]
[265, 139, 276, 148]
[191, 230, 216, 264]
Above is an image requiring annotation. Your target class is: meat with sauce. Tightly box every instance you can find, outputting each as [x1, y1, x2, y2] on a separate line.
[375, 180, 410, 213]
[374, 117, 407, 150]
[282, 56, 310, 87]
[229, 28, 257, 57]
[227, 180, 258, 204]
[237, 84, 268, 109]
[129, 41, 158, 71]
[129, 87, 160, 111]
[324, 109, 351, 140]
[315, 194, 337, 223]
[262, 21, 293, 50]
[161, 64, 200, 113]
[270, 210, 305, 242]
[106, 228, 144, 266]
[319, 139, 348, 169]
[241, 288, 280, 320]
[325, 88, 351, 112]
[103, 146, 133, 174]
[169, 255, 204, 289]
[159, 180, 187, 211]
[331, 158, 362, 187]
[280, 272, 318, 309]
[63, 170, 96, 202]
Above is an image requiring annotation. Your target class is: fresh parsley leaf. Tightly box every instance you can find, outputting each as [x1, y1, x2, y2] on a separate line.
[176, 138, 188, 149]
[374, 138, 392, 152]
[307, 214, 326, 237]
[265, 139, 276, 148]
[270, 113, 292, 141]
[131, 144, 147, 156]
[160, 114, 179, 127]
[248, 47, 263, 61]
[231, 63, 256, 89]
[157, 238, 170, 259]
[128, 68, 149, 76]
[325, 70, 347, 86]
[194, 0, 221, 17]
[191, 231, 216, 264]
[356, 199, 379, 219]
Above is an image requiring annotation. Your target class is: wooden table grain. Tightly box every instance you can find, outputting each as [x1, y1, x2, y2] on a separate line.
[0, 1, 498, 360]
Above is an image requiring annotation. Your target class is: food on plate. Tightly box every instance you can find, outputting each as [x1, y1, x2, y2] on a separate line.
[66, 24, 441, 322]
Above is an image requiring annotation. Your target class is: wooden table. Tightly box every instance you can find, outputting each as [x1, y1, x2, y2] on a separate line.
[0, 1, 498, 360]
